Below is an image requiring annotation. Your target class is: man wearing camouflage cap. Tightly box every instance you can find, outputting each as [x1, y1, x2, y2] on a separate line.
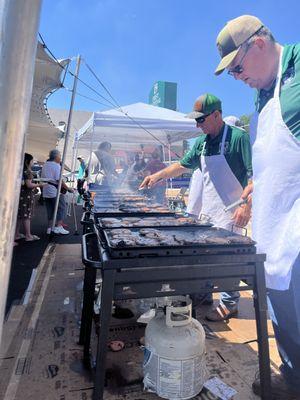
[216, 15, 300, 399]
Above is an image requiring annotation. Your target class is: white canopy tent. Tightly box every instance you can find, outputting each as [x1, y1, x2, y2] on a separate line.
[25, 42, 69, 161]
[223, 115, 240, 127]
[75, 102, 201, 155]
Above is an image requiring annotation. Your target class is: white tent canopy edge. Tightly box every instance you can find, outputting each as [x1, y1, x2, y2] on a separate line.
[75, 102, 201, 151]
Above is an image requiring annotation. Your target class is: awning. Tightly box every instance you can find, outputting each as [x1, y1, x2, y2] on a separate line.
[25, 42, 69, 161]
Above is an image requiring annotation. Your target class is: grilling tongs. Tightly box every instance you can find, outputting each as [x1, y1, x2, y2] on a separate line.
[224, 198, 248, 212]
[138, 178, 164, 191]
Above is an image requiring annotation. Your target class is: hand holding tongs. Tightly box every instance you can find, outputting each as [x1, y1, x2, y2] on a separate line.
[224, 198, 248, 212]
[138, 178, 163, 190]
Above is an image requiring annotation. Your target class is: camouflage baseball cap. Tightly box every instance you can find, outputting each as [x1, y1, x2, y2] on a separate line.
[215, 15, 264, 76]
[186, 93, 222, 119]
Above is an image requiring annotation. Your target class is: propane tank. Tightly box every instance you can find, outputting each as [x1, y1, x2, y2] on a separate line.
[143, 296, 207, 400]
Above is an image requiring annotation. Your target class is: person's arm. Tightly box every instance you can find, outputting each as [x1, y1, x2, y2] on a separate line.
[24, 171, 46, 189]
[63, 164, 72, 173]
[54, 164, 73, 193]
[140, 162, 188, 189]
[61, 180, 74, 192]
[241, 180, 253, 205]
[232, 133, 253, 227]
[25, 179, 46, 189]
[232, 180, 252, 227]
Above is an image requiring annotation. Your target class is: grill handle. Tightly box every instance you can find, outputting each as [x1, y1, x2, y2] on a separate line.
[82, 232, 102, 268]
[83, 200, 92, 211]
[231, 225, 248, 237]
[80, 211, 94, 226]
[199, 213, 212, 223]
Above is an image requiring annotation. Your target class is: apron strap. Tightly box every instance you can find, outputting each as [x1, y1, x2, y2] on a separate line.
[201, 124, 229, 157]
[220, 124, 229, 155]
[201, 141, 207, 156]
[274, 48, 283, 99]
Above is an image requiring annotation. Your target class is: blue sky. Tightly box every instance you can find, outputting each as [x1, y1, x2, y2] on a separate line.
[40, 0, 299, 118]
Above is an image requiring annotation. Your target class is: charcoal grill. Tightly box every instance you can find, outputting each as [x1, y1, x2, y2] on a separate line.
[80, 228, 271, 400]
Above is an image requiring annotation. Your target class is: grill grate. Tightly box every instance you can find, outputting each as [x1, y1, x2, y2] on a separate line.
[101, 226, 256, 259]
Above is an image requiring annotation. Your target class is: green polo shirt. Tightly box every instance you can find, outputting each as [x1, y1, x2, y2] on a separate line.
[180, 124, 252, 188]
[256, 43, 300, 140]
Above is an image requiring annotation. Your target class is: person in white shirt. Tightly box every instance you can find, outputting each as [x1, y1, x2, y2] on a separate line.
[41, 149, 73, 235]
[87, 142, 118, 190]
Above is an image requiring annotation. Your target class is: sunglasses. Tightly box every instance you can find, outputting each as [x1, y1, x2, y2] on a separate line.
[227, 43, 252, 76]
[195, 111, 214, 124]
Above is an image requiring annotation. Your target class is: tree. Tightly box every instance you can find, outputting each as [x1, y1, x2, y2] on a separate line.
[238, 114, 252, 133]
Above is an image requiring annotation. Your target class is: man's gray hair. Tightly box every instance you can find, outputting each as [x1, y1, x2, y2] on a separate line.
[49, 149, 60, 160]
[244, 26, 275, 47]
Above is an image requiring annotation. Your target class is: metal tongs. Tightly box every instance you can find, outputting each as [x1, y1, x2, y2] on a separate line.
[224, 198, 248, 212]
[138, 178, 164, 191]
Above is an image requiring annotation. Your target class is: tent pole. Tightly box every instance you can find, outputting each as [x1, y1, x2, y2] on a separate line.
[162, 144, 168, 197]
[70, 133, 78, 184]
[74, 137, 79, 174]
[0, 0, 42, 346]
[87, 118, 95, 185]
[51, 55, 81, 233]
[162, 145, 166, 163]
[66, 136, 78, 216]
[168, 143, 173, 189]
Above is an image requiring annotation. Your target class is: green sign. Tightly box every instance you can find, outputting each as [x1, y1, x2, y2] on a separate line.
[149, 81, 177, 111]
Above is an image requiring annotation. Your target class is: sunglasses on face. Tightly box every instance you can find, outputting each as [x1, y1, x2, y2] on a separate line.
[227, 43, 252, 76]
[195, 111, 213, 124]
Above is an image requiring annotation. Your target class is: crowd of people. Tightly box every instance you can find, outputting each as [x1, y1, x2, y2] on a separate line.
[14, 144, 167, 245]
[86, 141, 167, 203]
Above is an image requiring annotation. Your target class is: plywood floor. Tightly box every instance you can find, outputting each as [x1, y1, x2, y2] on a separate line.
[0, 243, 280, 400]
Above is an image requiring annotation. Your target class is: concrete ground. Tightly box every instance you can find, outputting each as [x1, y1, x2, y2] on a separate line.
[6, 196, 82, 314]
[0, 238, 280, 400]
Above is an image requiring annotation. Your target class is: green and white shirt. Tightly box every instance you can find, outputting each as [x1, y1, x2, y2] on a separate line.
[180, 124, 252, 188]
[256, 43, 300, 140]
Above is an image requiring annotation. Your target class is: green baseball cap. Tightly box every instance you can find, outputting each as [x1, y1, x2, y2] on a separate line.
[186, 93, 222, 119]
[215, 15, 264, 76]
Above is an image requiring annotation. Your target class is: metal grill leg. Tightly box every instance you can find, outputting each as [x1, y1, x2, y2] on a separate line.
[93, 269, 116, 400]
[254, 261, 272, 400]
[79, 265, 89, 345]
[79, 265, 97, 366]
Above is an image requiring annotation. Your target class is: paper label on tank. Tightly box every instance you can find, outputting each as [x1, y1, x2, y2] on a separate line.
[159, 356, 205, 398]
[144, 350, 205, 398]
[143, 349, 159, 392]
[159, 358, 181, 396]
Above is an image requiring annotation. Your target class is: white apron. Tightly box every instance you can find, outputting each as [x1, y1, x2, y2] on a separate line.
[186, 168, 203, 216]
[200, 125, 243, 230]
[250, 50, 300, 290]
